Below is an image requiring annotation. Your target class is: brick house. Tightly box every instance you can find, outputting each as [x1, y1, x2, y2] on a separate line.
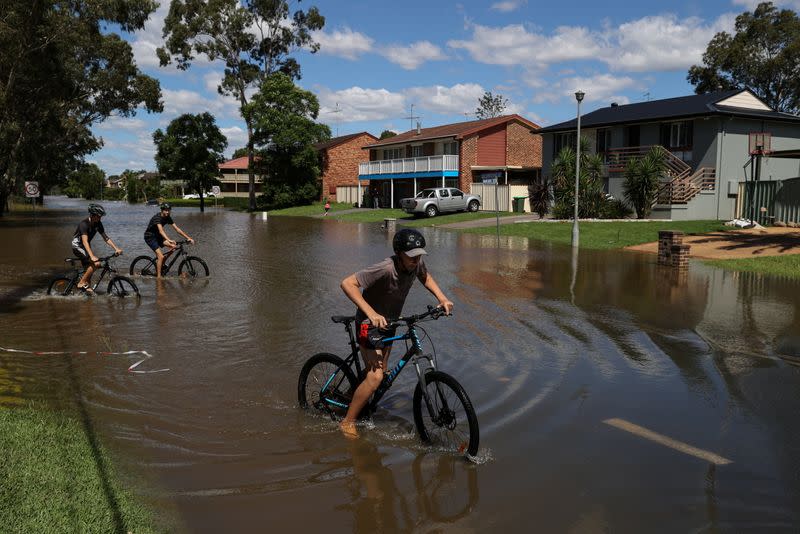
[314, 132, 378, 203]
[357, 115, 541, 210]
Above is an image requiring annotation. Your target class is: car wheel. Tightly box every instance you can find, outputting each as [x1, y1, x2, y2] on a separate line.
[425, 205, 438, 218]
[468, 200, 479, 212]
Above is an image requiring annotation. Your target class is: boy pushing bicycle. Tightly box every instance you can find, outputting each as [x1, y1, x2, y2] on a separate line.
[338, 228, 453, 439]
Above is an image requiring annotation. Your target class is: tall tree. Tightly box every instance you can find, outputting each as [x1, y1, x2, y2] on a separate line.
[379, 130, 397, 139]
[475, 91, 509, 120]
[153, 113, 228, 212]
[0, 0, 162, 215]
[550, 137, 606, 219]
[64, 163, 106, 200]
[688, 2, 800, 114]
[244, 73, 330, 209]
[158, 0, 325, 211]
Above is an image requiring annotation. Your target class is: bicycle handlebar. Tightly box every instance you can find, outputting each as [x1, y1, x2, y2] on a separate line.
[390, 305, 449, 327]
[96, 252, 122, 262]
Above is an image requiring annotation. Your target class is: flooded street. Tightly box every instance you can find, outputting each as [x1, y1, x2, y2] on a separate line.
[2, 197, 800, 532]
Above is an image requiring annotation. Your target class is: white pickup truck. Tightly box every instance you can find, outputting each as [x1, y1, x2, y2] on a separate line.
[400, 187, 481, 217]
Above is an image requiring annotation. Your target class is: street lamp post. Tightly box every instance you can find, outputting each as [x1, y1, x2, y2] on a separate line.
[572, 90, 585, 248]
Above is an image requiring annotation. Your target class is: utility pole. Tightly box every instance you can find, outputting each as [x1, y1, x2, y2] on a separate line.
[330, 102, 342, 137]
[403, 104, 420, 131]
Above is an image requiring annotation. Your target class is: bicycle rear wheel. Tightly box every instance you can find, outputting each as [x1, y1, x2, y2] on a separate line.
[47, 277, 72, 296]
[129, 255, 156, 276]
[107, 276, 140, 298]
[413, 371, 479, 457]
[298, 353, 358, 419]
[178, 256, 209, 278]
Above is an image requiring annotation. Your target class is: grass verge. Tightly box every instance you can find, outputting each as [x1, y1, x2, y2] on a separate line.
[461, 220, 729, 249]
[704, 254, 800, 279]
[163, 197, 250, 210]
[0, 403, 163, 533]
[331, 208, 519, 226]
[267, 201, 354, 216]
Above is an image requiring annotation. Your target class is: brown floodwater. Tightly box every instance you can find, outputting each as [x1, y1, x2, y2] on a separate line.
[2, 197, 800, 532]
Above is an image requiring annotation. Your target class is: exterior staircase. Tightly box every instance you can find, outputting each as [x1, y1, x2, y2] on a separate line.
[605, 145, 716, 205]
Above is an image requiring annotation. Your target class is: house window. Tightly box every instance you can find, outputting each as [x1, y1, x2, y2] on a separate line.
[659, 121, 693, 162]
[443, 141, 458, 155]
[383, 148, 403, 160]
[411, 145, 423, 157]
[553, 132, 577, 157]
[596, 129, 611, 154]
[625, 125, 640, 147]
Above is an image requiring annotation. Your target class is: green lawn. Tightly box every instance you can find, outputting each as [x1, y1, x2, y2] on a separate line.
[267, 201, 353, 216]
[331, 208, 519, 226]
[0, 404, 163, 533]
[462, 220, 729, 249]
[704, 254, 800, 279]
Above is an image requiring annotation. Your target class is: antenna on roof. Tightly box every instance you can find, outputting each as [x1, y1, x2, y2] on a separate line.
[643, 91, 651, 102]
[330, 102, 342, 137]
[402, 103, 420, 131]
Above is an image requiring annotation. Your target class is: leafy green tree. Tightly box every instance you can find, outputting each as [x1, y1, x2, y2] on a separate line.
[158, 0, 325, 211]
[688, 2, 800, 114]
[550, 138, 606, 219]
[527, 176, 552, 219]
[623, 147, 667, 219]
[244, 73, 330, 209]
[154, 113, 228, 212]
[0, 0, 163, 215]
[379, 130, 397, 139]
[475, 91, 509, 120]
[232, 147, 249, 159]
[64, 163, 106, 200]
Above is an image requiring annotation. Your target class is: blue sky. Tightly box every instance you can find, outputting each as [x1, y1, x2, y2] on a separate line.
[91, 0, 797, 175]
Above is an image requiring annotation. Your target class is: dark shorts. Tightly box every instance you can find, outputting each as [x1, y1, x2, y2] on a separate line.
[358, 322, 397, 350]
[145, 235, 163, 252]
[72, 247, 92, 267]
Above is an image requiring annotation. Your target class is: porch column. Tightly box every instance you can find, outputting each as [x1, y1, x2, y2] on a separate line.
[413, 178, 417, 197]
[358, 180, 361, 208]
[505, 169, 509, 211]
[441, 176, 445, 187]
[390, 179, 394, 209]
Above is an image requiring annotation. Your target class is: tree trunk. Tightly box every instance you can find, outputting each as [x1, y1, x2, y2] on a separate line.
[0, 188, 9, 217]
[247, 121, 256, 211]
[199, 191, 205, 213]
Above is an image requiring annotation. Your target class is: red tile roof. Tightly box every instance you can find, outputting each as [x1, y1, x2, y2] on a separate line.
[218, 156, 262, 170]
[364, 114, 540, 148]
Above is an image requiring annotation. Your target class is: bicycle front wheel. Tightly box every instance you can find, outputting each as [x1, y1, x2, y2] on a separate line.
[413, 371, 479, 457]
[47, 277, 72, 296]
[298, 353, 357, 418]
[178, 256, 209, 278]
[107, 276, 140, 298]
[129, 255, 156, 276]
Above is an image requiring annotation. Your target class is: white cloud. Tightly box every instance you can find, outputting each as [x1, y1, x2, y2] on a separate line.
[380, 41, 447, 70]
[490, 1, 527, 12]
[96, 117, 147, 132]
[532, 74, 638, 105]
[221, 126, 248, 151]
[313, 27, 374, 60]
[405, 83, 486, 115]
[317, 86, 406, 122]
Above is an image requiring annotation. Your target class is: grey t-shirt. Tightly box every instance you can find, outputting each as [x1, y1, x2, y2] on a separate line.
[354, 255, 428, 324]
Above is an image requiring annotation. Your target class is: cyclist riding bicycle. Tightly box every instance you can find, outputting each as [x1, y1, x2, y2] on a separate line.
[71, 203, 123, 294]
[338, 228, 454, 439]
[144, 202, 195, 277]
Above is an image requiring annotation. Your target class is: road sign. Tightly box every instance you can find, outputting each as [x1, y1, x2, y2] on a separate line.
[24, 181, 39, 197]
[211, 185, 221, 196]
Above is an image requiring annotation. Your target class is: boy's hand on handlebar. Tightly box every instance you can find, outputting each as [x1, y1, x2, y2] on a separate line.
[438, 300, 454, 315]
[187, 237, 195, 244]
[369, 313, 388, 329]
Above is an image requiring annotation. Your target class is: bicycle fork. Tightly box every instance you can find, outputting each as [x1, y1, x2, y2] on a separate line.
[412, 353, 455, 428]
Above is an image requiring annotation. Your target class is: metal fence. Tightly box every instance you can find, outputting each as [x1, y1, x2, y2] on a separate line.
[736, 177, 800, 224]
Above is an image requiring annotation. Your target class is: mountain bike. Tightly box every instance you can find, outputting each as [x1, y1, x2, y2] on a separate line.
[47, 253, 139, 298]
[128, 240, 209, 278]
[298, 306, 480, 457]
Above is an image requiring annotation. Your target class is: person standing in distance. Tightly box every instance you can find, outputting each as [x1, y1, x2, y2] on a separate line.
[71, 203, 123, 294]
[144, 202, 194, 277]
[338, 228, 454, 439]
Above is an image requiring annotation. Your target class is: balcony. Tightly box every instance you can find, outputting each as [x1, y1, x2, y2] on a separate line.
[359, 155, 459, 179]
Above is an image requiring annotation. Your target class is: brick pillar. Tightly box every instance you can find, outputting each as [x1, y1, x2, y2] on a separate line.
[658, 231, 687, 267]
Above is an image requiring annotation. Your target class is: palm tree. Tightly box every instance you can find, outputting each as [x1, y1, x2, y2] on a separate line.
[550, 136, 606, 218]
[623, 147, 666, 219]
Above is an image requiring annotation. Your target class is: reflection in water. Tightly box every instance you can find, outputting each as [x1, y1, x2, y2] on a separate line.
[2, 197, 800, 531]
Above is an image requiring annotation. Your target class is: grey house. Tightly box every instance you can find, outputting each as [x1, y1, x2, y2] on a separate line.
[538, 90, 800, 220]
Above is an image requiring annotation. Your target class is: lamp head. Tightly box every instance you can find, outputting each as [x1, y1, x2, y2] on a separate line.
[575, 90, 585, 103]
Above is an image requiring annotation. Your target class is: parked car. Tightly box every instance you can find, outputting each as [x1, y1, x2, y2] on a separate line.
[400, 187, 481, 217]
[182, 192, 215, 200]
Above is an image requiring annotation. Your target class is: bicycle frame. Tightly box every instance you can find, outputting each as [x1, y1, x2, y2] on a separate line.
[64, 256, 118, 292]
[324, 317, 439, 417]
[157, 243, 188, 274]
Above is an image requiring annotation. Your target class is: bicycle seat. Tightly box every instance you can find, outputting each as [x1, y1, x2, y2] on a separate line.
[331, 315, 356, 325]
[65, 258, 81, 264]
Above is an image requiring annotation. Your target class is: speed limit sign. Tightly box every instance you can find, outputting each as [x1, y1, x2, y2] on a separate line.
[211, 185, 221, 196]
[24, 181, 39, 197]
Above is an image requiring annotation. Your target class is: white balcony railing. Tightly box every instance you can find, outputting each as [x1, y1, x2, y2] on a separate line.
[359, 155, 459, 176]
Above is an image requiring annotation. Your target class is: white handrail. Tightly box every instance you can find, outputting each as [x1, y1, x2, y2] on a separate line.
[359, 155, 459, 175]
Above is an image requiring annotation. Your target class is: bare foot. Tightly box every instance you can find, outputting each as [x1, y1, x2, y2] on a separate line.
[339, 420, 359, 440]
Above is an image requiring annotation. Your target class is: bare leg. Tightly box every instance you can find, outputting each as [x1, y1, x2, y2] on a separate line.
[77, 264, 95, 288]
[340, 346, 392, 438]
[155, 249, 165, 278]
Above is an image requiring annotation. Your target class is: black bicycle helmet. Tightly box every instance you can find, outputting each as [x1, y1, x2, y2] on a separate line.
[393, 228, 427, 257]
[87, 203, 106, 216]
[159, 202, 171, 210]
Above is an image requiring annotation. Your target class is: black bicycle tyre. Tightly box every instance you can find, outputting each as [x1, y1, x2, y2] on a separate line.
[47, 276, 73, 296]
[178, 256, 209, 278]
[129, 255, 156, 276]
[413, 371, 480, 457]
[298, 353, 358, 418]
[107, 276, 140, 298]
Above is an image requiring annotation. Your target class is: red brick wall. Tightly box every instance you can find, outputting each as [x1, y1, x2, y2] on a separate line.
[459, 136, 478, 192]
[320, 134, 376, 201]
[477, 124, 506, 166]
[506, 122, 541, 168]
